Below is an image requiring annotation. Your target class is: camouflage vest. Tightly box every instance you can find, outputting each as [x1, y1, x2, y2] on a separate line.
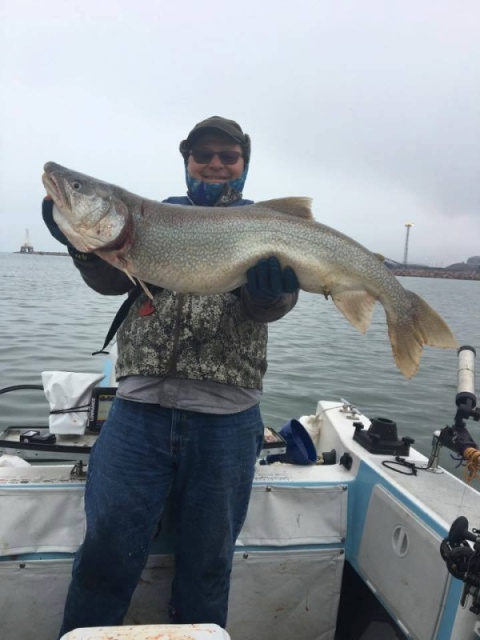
[115, 289, 267, 390]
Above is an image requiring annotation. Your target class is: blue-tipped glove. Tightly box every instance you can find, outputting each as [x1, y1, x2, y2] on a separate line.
[246, 256, 299, 299]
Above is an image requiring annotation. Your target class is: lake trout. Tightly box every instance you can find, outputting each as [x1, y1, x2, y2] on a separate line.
[42, 161, 457, 378]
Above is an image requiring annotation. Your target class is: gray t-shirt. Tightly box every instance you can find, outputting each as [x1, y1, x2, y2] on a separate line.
[117, 375, 261, 414]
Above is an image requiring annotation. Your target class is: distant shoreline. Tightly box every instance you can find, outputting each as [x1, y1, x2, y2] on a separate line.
[390, 268, 480, 281]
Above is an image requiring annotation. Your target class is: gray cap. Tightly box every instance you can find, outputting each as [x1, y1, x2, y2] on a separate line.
[179, 116, 251, 164]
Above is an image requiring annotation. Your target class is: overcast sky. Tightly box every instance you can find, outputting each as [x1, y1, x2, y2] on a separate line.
[1, 0, 479, 266]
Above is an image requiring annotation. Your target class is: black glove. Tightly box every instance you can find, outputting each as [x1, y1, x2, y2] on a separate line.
[42, 197, 70, 246]
[42, 197, 99, 262]
[246, 257, 299, 299]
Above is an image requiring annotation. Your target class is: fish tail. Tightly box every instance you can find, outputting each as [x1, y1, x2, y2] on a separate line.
[386, 289, 458, 378]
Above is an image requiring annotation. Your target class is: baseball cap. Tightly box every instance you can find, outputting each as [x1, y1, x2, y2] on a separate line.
[179, 116, 251, 164]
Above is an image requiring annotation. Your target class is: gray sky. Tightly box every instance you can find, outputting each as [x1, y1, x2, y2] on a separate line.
[1, 0, 479, 266]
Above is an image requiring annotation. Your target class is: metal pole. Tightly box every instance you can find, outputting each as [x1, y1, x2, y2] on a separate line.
[403, 223, 414, 265]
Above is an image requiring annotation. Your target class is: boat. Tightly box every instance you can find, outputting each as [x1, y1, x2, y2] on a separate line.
[1, 345, 480, 640]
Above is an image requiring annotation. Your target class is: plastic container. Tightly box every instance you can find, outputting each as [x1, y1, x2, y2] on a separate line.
[298, 414, 323, 449]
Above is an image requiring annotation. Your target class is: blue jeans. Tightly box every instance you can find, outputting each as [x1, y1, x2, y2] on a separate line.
[58, 398, 264, 636]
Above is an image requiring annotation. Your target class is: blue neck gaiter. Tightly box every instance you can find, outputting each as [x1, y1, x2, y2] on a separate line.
[185, 166, 249, 206]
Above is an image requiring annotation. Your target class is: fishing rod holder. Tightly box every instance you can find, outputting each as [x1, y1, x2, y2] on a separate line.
[428, 346, 479, 469]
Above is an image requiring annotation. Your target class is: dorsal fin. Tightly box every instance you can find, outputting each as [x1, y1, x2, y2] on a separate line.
[256, 197, 313, 219]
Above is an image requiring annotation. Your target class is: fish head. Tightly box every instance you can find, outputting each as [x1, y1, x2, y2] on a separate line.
[42, 162, 132, 253]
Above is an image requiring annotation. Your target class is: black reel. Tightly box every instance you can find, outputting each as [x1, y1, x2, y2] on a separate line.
[440, 516, 480, 614]
[440, 538, 474, 581]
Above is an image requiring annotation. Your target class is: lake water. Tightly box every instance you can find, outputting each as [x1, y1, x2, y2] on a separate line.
[1, 252, 480, 479]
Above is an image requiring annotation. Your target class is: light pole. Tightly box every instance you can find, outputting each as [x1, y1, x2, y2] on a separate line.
[403, 223, 414, 265]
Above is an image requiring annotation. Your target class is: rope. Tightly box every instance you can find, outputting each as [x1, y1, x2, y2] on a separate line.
[463, 447, 480, 484]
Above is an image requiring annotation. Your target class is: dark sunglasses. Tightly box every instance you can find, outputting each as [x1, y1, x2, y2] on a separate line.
[190, 150, 243, 165]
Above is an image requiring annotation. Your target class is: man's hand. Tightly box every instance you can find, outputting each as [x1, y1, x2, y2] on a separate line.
[246, 257, 299, 299]
[42, 196, 71, 246]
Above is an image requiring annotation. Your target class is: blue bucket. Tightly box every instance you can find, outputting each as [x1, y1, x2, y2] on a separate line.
[264, 419, 317, 465]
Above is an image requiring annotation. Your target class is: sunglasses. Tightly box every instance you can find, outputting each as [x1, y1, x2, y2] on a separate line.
[190, 150, 243, 165]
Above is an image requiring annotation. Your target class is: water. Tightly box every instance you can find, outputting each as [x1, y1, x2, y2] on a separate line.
[1, 252, 480, 479]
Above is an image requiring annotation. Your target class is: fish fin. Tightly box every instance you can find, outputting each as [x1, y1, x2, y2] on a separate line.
[256, 197, 313, 219]
[385, 290, 457, 379]
[124, 269, 137, 285]
[331, 289, 377, 334]
[123, 268, 154, 300]
[373, 252, 385, 263]
[138, 279, 154, 300]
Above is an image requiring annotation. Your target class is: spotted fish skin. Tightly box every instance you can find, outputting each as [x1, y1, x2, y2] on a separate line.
[42, 161, 457, 378]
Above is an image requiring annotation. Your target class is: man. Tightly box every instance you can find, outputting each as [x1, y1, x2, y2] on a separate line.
[43, 116, 299, 635]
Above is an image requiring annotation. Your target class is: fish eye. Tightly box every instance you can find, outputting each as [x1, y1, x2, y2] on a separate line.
[72, 181, 81, 190]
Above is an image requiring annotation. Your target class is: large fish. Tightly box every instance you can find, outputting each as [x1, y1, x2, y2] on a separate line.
[42, 161, 457, 378]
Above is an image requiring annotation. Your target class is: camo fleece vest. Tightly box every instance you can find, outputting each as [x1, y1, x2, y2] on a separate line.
[115, 289, 268, 390]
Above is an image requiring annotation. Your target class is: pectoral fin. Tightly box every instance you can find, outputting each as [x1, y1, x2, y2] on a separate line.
[123, 269, 154, 300]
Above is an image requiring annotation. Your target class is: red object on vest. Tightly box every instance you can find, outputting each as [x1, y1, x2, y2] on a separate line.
[138, 300, 155, 316]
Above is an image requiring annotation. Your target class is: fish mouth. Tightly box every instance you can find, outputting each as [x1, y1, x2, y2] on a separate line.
[42, 171, 63, 201]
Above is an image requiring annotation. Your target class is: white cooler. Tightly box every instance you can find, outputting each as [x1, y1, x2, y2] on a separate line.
[60, 624, 231, 639]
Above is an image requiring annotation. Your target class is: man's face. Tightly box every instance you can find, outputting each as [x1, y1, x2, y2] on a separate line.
[187, 133, 245, 183]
